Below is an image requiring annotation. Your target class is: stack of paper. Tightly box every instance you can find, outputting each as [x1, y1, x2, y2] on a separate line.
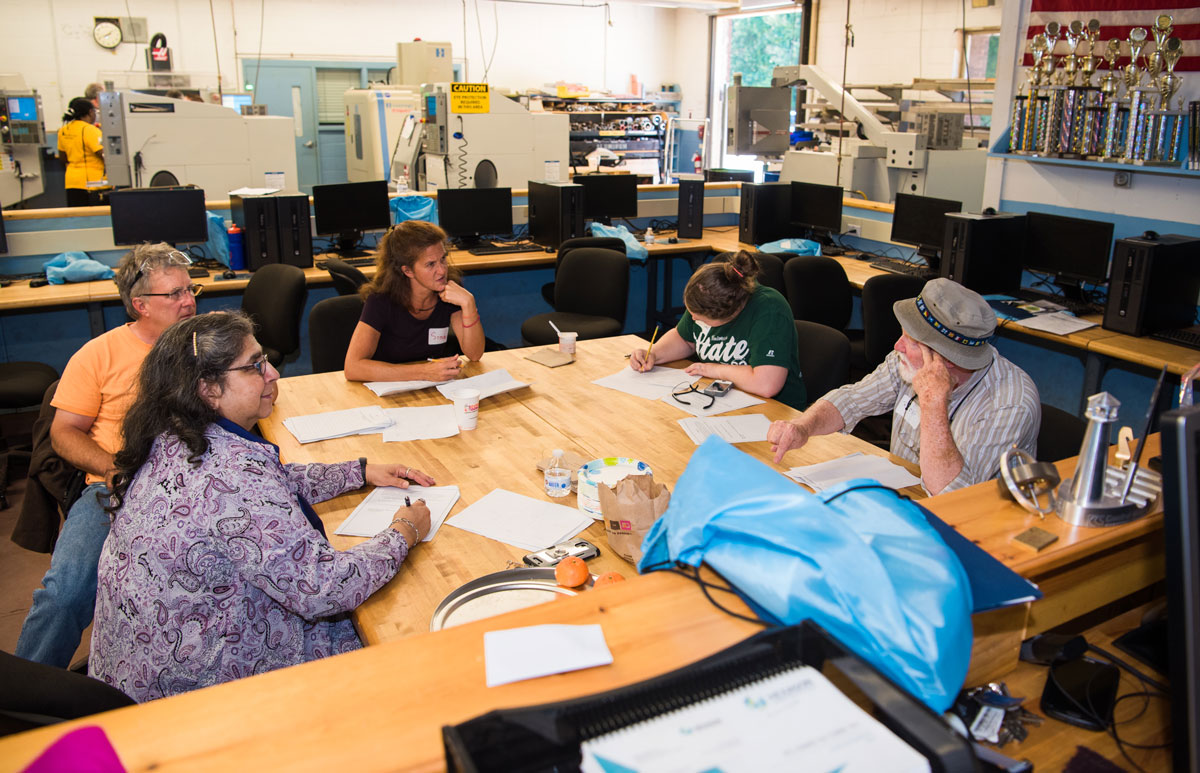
[335, 485, 461, 540]
[592, 366, 697, 401]
[1013, 311, 1098, 335]
[364, 379, 445, 397]
[446, 489, 592, 551]
[282, 405, 392, 444]
[380, 405, 459, 442]
[785, 452, 922, 492]
[435, 369, 530, 400]
[678, 414, 770, 444]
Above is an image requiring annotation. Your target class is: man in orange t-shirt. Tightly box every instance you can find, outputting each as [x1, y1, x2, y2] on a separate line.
[16, 243, 199, 667]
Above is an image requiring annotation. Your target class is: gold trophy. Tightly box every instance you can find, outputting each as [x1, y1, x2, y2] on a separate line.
[1077, 19, 1105, 156]
[1123, 28, 1152, 161]
[1150, 37, 1186, 163]
[1040, 21, 1066, 154]
[1081, 18, 1102, 86]
[1098, 38, 1125, 159]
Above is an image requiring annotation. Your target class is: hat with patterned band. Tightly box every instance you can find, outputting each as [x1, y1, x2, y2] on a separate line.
[892, 278, 997, 370]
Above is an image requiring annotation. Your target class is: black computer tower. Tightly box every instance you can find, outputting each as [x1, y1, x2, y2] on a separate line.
[738, 182, 791, 244]
[231, 194, 279, 271]
[941, 211, 1025, 294]
[1103, 233, 1200, 336]
[528, 181, 584, 249]
[677, 179, 705, 239]
[275, 194, 313, 268]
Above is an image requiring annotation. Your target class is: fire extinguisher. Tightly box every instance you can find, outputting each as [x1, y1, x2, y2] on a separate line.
[692, 151, 702, 174]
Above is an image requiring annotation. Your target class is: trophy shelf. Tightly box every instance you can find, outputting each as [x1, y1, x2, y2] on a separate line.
[990, 129, 1200, 179]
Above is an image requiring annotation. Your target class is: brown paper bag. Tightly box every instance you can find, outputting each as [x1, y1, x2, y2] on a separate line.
[597, 473, 670, 565]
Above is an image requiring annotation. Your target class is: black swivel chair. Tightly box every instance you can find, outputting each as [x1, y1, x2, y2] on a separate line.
[713, 252, 786, 297]
[0, 361, 60, 510]
[793, 321, 851, 404]
[241, 264, 308, 370]
[522, 247, 629, 346]
[309, 295, 365, 374]
[324, 257, 369, 296]
[0, 649, 135, 737]
[541, 237, 627, 306]
[782, 256, 853, 331]
[1038, 403, 1088, 462]
[860, 273, 926, 374]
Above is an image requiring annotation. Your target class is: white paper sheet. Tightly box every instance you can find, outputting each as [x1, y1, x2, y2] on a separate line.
[592, 366, 698, 401]
[380, 405, 460, 442]
[282, 405, 392, 444]
[484, 624, 614, 687]
[228, 186, 280, 196]
[435, 369, 530, 400]
[662, 386, 765, 417]
[1013, 311, 1098, 335]
[446, 489, 592, 552]
[334, 484, 461, 540]
[364, 379, 446, 397]
[786, 451, 922, 492]
[678, 413, 771, 445]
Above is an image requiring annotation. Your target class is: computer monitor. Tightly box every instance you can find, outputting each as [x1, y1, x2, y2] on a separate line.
[6, 96, 38, 122]
[1022, 211, 1114, 302]
[221, 93, 254, 112]
[1161, 404, 1200, 773]
[705, 168, 755, 183]
[436, 187, 514, 247]
[575, 174, 639, 225]
[789, 181, 843, 241]
[109, 187, 209, 247]
[312, 180, 391, 257]
[891, 193, 962, 270]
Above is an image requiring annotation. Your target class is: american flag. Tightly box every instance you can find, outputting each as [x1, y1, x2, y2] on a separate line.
[1021, 2, 1199, 72]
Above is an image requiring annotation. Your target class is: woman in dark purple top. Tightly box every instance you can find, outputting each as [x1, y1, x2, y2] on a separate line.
[344, 220, 485, 382]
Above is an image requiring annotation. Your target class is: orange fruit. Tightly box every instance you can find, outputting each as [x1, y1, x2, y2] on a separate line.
[593, 571, 626, 588]
[555, 555, 589, 588]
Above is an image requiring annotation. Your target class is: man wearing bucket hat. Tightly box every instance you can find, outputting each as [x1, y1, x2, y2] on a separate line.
[768, 278, 1040, 494]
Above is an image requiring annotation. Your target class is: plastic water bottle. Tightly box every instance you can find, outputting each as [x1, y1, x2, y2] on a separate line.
[227, 224, 246, 271]
[644, 227, 655, 244]
[545, 450, 570, 498]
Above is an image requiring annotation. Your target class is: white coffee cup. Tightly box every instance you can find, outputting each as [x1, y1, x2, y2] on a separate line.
[558, 331, 578, 354]
[453, 388, 480, 430]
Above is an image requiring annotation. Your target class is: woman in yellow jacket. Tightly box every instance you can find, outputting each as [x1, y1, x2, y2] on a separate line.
[57, 97, 110, 206]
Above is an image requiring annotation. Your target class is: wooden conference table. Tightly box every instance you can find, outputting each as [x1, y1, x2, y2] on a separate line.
[0, 335, 1169, 771]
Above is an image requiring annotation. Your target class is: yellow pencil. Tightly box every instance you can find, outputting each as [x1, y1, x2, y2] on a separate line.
[643, 324, 660, 370]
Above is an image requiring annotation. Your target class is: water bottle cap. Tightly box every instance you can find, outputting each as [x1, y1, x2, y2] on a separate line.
[552, 449, 563, 457]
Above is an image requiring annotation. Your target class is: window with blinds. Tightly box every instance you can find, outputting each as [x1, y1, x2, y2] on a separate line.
[315, 68, 361, 124]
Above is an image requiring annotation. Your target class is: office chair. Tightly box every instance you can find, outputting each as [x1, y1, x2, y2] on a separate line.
[782, 256, 852, 330]
[793, 321, 850, 404]
[324, 257, 369, 296]
[541, 237, 627, 306]
[241, 264, 307, 370]
[522, 247, 629, 346]
[0, 649, 135, 737]
[308, 295, 365, 374]
[712, 252, 785, 297]
[860, 273, 926, 374]
[1038, 403, 1087, 462]
[0, 361, 60, 510]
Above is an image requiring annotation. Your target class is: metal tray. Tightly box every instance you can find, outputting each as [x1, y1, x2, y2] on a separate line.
[429, 567, 592, 632]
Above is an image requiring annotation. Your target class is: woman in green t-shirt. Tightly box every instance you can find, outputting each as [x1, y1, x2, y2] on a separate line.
[629, 250, 807, 410]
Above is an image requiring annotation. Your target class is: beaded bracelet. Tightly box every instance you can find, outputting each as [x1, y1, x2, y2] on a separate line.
[390, 516, 420, 543]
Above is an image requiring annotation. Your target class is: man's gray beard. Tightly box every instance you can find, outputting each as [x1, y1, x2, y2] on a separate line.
[896, 354, 916, 384]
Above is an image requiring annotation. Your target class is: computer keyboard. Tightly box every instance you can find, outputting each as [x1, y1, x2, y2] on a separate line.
[339, 256, 376, 266]
[868, 258, 938, 279]
[1014, 290, 1100, 317]
[466, 243, 544, 256]
[1150, 324, 1200, 350]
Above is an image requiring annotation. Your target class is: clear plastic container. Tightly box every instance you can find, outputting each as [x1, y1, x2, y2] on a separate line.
[544, 449, 571, 498]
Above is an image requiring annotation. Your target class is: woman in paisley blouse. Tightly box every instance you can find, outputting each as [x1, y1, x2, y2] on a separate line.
[90, 311, 433, 702]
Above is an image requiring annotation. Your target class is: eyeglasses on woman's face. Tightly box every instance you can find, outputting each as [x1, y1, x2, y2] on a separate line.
[224, 356, 269, 378]
[138, 283, 203, 301]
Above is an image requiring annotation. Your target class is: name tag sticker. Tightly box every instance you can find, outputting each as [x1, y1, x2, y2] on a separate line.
[902, 401, 921, 430]
[429, 327, 449, 345]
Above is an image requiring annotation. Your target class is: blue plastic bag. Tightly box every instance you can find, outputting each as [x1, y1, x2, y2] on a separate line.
[42, 252, 115, 284]
[390, 194, 438, 225]
[588, 222, 648, 262]
[205, 211, 232, 268]
[757, 237, 822, 256]
[638, 436, 973, 713]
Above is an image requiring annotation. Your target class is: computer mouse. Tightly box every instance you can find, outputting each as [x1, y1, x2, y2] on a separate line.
[544, 246, 554, 253]
[1142, 230, 1159, 240]
[983, 207, 997, 216]
[668, 236, 679, 244]
[222, 269, 237, 280]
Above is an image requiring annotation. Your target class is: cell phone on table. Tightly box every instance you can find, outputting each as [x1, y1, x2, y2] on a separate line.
[703, 379, 733, 397]
[523, 539, 601, 567]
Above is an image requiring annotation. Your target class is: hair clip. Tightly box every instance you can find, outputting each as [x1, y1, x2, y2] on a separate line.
[729, 265, 744, 278]
[192, 331, 198, 357]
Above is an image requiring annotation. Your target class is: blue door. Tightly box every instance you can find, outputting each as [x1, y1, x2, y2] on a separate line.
[245, 61, 320, 193]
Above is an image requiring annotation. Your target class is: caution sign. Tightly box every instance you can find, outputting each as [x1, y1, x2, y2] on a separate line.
[450, 83, 490, 114]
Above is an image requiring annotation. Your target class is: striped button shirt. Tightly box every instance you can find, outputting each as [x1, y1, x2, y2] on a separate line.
[822, 348, 1041, 492]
